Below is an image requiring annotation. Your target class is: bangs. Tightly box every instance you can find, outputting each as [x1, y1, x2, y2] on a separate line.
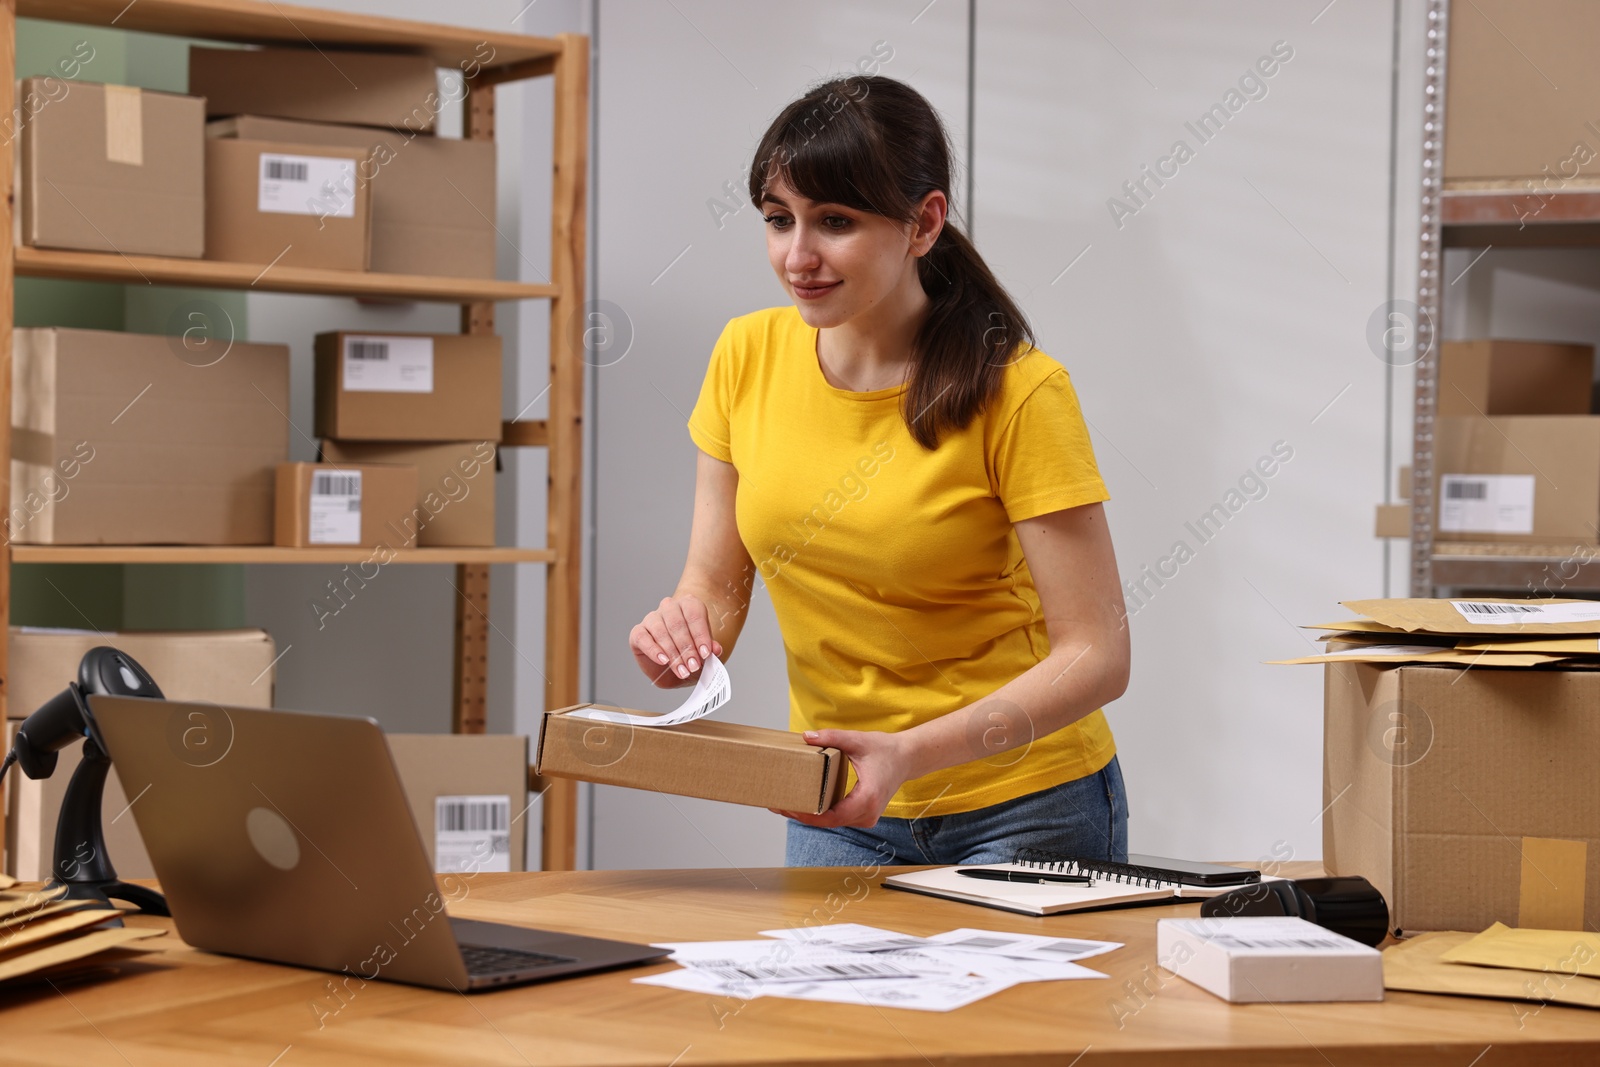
[750, 81, 911, 220]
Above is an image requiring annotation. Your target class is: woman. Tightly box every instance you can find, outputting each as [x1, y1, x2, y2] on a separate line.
[628, 74, 1131, 868]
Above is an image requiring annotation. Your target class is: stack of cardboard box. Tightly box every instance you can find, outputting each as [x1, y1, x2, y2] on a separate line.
[193, 46, 497, 276]
[1432, 340, 1598, 544]
[17, 46, 498, 277]
[292, 331, 502, 550]
[1274, 597, 1600, 937]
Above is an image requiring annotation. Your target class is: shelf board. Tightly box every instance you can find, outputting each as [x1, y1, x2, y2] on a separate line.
[10, 546, 554, 565]
[1442, 182, 1600, 247]
[15, 246, 556, 303]
[1431, 541, 1600, 592]
[21, 0, 562, 77]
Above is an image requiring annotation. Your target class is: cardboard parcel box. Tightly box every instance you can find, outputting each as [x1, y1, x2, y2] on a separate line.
[1446, 0, 1600, 181]
[319, 440, 496, 547]
[209, 115, 496, 278]
[190, 46, 441, 132]
[11, 327, 290, 544]
[314, 331, 502, 441]
[1438, 340, 1594, 417]
[5, 627, 279, 882]
[1323, 661, 1600, 936]
[274, 462, 419, 548]
[205, 138, 372, 271]
[20, 78, 204, 257]
[1433, 415, 1600, 543]
[537, 704, 847, 814]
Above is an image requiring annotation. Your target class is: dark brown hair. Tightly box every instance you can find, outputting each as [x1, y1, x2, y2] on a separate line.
[748, 75, 1034, 450]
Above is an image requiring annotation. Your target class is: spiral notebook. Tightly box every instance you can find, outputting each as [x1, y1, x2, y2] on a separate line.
[883, 850, 1265, 917]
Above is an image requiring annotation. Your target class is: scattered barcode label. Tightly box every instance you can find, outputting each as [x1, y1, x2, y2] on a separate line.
[343, 335, 434, 393]
[1451, 599, 1600, 626]
[1438, 473, 1533, 534]
[435, 795, 511, 873]
[693, 959, 918, 983]
[258, 153, 356, 218]
[308, 469, 361, 544]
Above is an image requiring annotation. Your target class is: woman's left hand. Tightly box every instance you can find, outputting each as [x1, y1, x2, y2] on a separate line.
[770, 728, 917, 828]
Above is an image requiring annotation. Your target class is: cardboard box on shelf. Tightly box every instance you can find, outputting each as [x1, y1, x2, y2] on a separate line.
[1438, 341, 1594, 417]
[1433, 415, 1600, 543]
[387, 734, 528, 873]
[1445, 0, 1600, 182]
[1374, 503, 1408, 539]
[205, 138, 372, 271]
[208, 116, 496, 279]
[1323, 661, 1600, 935]
[274, 463, 420, 549]
[313, 332, 502, 441]
[536, 705, 847, 814]
[11, 327, 289, 544]
[5, 627, 278, 882]
[19, 78, 204, 258]
[189, 46, 441, 132]
[319, 440, 496, 547]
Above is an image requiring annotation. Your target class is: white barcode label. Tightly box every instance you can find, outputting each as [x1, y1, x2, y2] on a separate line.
[1451, 600, 1600, 626]
[342, 335, 434, 393]
[1206, 934, 1352, 952]
[308, 468, 361, 544]
[258, 153, 356, 218]
[435, 795, 511, 873]
[1438, 473, 1534, 534]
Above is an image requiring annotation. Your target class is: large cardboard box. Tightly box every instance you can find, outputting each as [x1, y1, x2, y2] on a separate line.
[209, 116, 496, 278]
[5, 627, 278, 882]
[313, 332, 502, 441]
[274, 463, 419, 549]
[1445, 0, 1600, 182]
[11, 327, 290, 544]
[1323, 661, 1600, 936]
[387, 734, 529, 873]
[1433, 415, 1600, 543]
[536, 705, 847, 814]
[19, 78, 204, 257]
[1438, 341, 1594, 417]
[190, 46, 441, 132]
[205, 138, 372, 271]
[319, 440, 496, 547]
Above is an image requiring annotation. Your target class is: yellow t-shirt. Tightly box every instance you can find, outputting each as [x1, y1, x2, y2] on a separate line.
[687, 305, 1116, 819]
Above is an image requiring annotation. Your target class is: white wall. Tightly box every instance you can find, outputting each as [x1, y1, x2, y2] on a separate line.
[588, 0, 1417, 867]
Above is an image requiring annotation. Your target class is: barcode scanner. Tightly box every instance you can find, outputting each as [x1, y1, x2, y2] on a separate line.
[1199, 875, 1390, 947]
[2, 647, 169, 917]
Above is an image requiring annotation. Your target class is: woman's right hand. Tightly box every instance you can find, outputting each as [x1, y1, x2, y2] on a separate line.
[630, 594, 724, 688]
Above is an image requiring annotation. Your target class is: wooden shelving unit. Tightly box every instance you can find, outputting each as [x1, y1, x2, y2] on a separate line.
[0, 0, 588, 869]
[1408, 0, 1600, 596]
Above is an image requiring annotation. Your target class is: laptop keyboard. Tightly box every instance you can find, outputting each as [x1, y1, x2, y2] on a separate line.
[460, 943, 577, 977]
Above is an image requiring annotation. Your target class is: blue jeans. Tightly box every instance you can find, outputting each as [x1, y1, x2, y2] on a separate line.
[785, 755, 1128, 867]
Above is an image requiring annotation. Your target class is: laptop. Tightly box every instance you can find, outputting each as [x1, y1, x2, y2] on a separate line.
[89, 695, 669, 991]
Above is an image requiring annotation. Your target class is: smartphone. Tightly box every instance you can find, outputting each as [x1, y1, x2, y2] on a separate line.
[1125, 854, 1261, 887]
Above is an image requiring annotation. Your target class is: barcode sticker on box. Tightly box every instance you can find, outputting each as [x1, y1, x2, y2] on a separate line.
[342, 335, 434, 393]
[435, 795, 511, 873]
[308, 468, 361, 545]
[1452, 599, 1600, 625]
[258, 153, 356, 218]
[1439, 473, 1534, 534]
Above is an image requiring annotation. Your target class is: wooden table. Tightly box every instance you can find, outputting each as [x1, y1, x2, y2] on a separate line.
[1, 866, 1596, 1066]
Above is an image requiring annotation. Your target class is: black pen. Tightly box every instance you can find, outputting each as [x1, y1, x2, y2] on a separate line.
[955, 868, 1093, 886]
